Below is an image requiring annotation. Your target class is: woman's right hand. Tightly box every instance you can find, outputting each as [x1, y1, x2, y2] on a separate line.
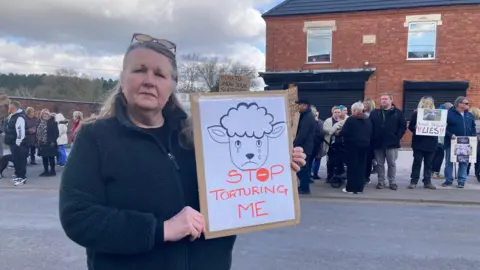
[163, 206, 205, 242]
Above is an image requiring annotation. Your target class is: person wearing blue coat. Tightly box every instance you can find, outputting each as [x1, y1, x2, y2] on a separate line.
[442, 96, 476, 188]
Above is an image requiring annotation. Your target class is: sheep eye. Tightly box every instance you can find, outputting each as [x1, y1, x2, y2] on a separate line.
[256, 140, 262, 147]
[235, 140, 241, 148]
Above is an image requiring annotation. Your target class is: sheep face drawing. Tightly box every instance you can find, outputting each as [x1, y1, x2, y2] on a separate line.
[207, 102, 286, 171]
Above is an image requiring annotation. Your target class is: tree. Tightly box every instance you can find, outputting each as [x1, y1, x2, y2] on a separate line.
[176, 53, 259, 93]
[0, 70, 118, 101]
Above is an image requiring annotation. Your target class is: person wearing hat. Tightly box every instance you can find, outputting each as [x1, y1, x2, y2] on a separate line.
[294, 99, 317, 194]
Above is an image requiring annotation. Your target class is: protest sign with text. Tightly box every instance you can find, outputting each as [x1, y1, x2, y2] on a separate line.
[190, 91, 300, 239]
[416, 109, 447, 136]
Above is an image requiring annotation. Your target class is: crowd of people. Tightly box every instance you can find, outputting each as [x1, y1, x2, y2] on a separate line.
[294, 94, 479, 195]
[0, 101, 87, 186]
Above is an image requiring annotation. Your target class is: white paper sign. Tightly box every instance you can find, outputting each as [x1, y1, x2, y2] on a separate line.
[198, 96, 296, 232]
[450, 136, 477, 163]
[416, 109, 447, 136]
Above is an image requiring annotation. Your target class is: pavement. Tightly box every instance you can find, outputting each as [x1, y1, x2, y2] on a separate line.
[1, 190, 479, 270]
[1, 150, 479, 206]
[308, 150, 480, 205]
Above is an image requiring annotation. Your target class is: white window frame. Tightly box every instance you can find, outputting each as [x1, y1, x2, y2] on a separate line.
[407, 21, 437, 61]
[306, 27, 333, 64]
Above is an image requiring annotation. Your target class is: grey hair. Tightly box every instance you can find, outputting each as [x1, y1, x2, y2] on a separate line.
[73, 111, 83, 120]
[454, 96, 467, 107]
[97, 41, 193, 148]
[443, 102, 454, 110]
[351, 101, 364, 113]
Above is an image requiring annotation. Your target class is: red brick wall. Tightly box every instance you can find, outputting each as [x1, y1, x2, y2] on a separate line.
[9, 97, 100, 120]
[265, 5, 480, 147]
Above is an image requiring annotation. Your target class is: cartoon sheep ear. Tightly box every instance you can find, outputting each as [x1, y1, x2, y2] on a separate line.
[207, 125, 229, 144]
[267, 122, 286, 138]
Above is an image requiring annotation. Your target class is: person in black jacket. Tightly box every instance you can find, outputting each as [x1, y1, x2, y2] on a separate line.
[370, 93, 407, 190]
[407, 97, 438, 189]
[294, 99, 317, 194]
[337, 101, 372, 194]
[58, 34, 307, 270]
[5, 101, 28, 186]
[36, 109, 59, 177]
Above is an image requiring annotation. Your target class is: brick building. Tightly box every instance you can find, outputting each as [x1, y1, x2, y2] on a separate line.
[260, 0, 480, 146]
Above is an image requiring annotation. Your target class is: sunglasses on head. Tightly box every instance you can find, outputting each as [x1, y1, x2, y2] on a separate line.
[130, 33, 177, 53]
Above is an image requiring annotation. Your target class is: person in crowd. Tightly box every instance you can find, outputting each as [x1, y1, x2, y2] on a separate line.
[59, 35, 307, 270]
[323, 106, 343, 182]
[363, 98, 376, 184]
[5, 101, 28, 186]
[370, 93, 407, 190]
[407, 97, 438, 189]
[69, 111, 83, 144]
[339, 105, 348, 120]
[54, 113, 68, 167]
[25, 107, 39, 165]
[311, 107, 324, 180]
[37, 109, 59, 176]
[294, 99, 317, 194]
[442, 96, 476, 188]
[467, 106, 480, 182]
[336, 101, 372, 194]
[432, 102, 453, 179]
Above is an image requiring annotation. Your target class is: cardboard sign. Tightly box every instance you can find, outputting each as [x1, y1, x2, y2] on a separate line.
[190, 91, 300, 239]
[451, 136, 478, 163]
[219, 75, 251, 92]
[416, 109, 447, 136]
[287, 87, 300, 143]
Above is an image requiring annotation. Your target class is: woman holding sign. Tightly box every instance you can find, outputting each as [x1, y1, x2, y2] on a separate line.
[58, 33, 306, 270]
[407, 97, 438, 190]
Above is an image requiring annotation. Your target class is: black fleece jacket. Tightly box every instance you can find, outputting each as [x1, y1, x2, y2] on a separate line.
[59, 94, 236, 270]
[339, 113, 372, 149]
[369, 105, 407, 149]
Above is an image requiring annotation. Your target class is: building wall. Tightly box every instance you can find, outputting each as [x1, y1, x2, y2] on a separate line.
[265, 5, 480, 146]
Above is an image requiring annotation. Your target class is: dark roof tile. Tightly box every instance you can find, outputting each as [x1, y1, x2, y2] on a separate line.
[263, 0, 480, 17]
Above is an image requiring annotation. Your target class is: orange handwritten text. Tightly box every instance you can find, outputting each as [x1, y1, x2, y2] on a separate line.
[238, 201, 268, 219]
[209, 184, 288, 201]
[226, 164, 284, 184]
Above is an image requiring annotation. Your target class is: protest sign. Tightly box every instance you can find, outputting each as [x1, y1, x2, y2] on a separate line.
[287, 86, 300, 143]
[219, 75, 251, 92]
[416, 109, 447, 136]
[451, 136, 477, 163]
[190, 91, 300, 239]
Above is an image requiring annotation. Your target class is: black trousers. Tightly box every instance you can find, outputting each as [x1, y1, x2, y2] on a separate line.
[10, 144, 27, 179]
[346, 146, 368, 193]
[431, 145, 444, 173]
[410, 150, 435, 185]
[29, 146, 36, 163]
[298, 155, 312, 192]
[365, 146, 374, 180]
[42, 156, 56, 173]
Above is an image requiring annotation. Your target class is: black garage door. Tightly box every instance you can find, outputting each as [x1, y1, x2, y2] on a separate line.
[403, 81, 469, 120]
[299, 90, 364, 120]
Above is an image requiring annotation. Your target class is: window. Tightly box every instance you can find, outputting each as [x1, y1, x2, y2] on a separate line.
[306, 27, 332, 63]
[407, 22, 437, 60]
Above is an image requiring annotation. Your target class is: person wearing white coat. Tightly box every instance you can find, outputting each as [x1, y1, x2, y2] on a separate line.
[54, 113, 68, 166]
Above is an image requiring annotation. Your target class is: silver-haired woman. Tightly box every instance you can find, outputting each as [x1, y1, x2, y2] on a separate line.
[58, 33, 306, 270]
[336, 101, 372, 194]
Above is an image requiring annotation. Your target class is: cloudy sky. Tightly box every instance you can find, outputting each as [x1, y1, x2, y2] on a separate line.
[0, 0, 282, 79]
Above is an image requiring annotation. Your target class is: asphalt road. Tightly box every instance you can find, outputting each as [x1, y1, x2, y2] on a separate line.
[1, 189, 479, 270]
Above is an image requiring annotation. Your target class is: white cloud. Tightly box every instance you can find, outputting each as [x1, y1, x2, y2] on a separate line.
[0, 0, 270, 79]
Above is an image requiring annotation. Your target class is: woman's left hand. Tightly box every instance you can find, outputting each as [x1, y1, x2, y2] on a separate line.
[290, 147, 306, 173]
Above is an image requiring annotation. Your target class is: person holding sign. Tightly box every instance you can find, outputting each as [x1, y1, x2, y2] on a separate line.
[407, 97, 438, 189]
[58, 33, 306, 270]
[442, 96, 476, 188]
